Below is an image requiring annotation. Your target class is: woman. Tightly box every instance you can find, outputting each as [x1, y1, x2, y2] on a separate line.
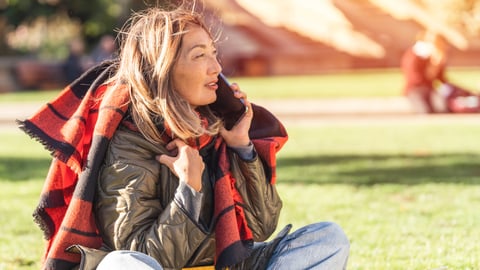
[20, 5, 349, 270]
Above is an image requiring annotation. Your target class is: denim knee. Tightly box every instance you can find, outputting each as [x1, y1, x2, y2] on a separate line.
[97, 250, 163, 270]
[315, 222, 350, 269]
[295, 222, 348, 246]
[320, 222, 350, 245]
[266, 221, 350, 269]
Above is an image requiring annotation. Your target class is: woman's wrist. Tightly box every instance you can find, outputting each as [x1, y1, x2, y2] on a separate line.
[226, 136, 250, 148]
[229, 141, 255, 161]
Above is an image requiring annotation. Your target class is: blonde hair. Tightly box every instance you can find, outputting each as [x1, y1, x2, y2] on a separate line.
[111, 5, 222, 143]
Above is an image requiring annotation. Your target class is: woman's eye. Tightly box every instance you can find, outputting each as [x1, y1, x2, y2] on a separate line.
[195, 53, 205, 59]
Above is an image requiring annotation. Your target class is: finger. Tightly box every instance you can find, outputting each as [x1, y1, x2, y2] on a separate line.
[166, 138, 186, 150]
[156, 155, 179, 177]
[166, 139, 187, 156]
[242, 98, 253, 118]
[230, 83, 240, 91]
[230, 83, 247, 98]
[156, 154, 174, 167]
[165, 141, 176, 151]
[234, 90, 247, 100]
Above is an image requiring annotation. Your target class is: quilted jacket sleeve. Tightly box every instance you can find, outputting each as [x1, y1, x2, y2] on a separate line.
[228, 150, 283, 242]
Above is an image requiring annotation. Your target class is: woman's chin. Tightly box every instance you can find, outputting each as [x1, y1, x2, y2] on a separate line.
[206, 95, 217, 105]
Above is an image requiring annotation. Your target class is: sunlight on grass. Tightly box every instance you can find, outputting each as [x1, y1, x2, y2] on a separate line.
[0, 90, 60, 103]
[281, 124, 480, 156]
[273, 123, 480, 269]
[1, 130, 51, 158]
[234, 67, 480, 99]
[275, 183, 480, 269]
[235, 69, 403, 99]
[0, 131, 47, 269]
[0, 180, 44, 270]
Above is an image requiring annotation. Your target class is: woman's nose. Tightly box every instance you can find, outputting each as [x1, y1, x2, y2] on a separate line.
[210, 57, 222, 75]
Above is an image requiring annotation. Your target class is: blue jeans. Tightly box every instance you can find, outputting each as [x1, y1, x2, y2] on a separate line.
[97, 250, 163, 270]
[266, 222, 350, 269]
[97, 222, 349, 270]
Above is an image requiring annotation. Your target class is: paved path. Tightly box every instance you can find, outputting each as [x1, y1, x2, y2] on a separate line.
[2, 97, 480, 131]
[0, 96, 414, 122]
[255, 97, 413, 115]
[255, 98, 480, 126]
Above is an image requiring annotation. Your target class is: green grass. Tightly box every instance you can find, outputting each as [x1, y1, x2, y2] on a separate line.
[1, 67, 479, 102]
[234, 67, 480, 99]
[274, 124, 480, 270]
[0, 90, 61, 103]
[0, 130, 49, 270]
[2, 120, 480, 269]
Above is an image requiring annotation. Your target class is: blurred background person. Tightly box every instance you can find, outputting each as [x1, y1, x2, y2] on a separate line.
[63, 38, 90, 84]
[401, 31, 480, 113]
[90, 34, 117, 64]
[401, 31, 450, 113]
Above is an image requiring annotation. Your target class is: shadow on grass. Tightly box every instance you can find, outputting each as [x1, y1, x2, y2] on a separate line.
[278, 153, 480, 186]
[0, 157, 50, 182]
[3, 153, 480, 186]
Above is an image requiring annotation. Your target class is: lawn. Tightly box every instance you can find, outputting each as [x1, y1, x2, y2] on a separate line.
[275, 124, 480, 269]
[1, 120, 480, 269]
[0, 130, 48, 270]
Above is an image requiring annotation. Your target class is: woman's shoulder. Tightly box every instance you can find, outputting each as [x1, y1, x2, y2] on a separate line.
[106, 126, 167, 165]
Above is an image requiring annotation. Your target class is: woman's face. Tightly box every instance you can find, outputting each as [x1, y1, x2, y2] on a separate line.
[172, 25, 222, 108]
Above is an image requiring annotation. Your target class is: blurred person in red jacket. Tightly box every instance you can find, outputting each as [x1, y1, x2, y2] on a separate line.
[401, 31, 480, 113]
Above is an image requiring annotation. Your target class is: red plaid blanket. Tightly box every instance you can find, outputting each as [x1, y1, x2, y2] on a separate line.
[18, 61, 287, 269]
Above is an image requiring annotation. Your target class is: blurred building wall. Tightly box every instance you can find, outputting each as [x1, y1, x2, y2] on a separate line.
[208, 0, 480, 76]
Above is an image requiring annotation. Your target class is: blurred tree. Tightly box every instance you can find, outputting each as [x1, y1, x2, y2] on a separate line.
[420, 0, 480, 36]
[0, 0, 174, 58]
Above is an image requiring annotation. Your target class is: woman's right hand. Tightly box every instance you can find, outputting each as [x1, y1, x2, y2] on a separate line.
[156, 139, 204, 192]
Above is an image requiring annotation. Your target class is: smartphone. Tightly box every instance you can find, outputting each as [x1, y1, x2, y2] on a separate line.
[209, 73, 247, 130]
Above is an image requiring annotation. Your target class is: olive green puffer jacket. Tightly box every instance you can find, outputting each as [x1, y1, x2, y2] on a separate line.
[77, 126, 282, 270]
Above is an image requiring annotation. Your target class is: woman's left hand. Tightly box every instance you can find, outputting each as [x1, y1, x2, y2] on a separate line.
[219, 83, 253, 147]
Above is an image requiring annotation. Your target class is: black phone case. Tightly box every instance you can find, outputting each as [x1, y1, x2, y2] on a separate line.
[209, 74, 246, 130]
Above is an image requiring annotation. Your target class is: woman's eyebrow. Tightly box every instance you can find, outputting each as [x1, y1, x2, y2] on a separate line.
[188, 44, 207, 51]
[188, 42, 215, 52]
